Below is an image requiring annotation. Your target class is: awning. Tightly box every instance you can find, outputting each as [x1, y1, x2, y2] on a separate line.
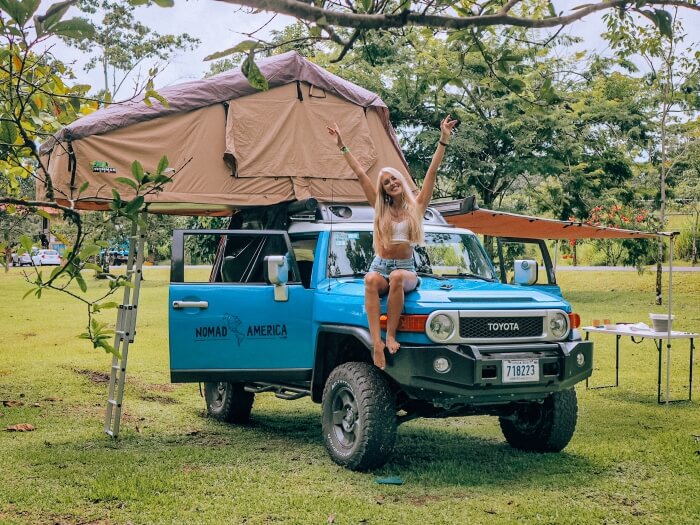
[433, 197, 663, 240]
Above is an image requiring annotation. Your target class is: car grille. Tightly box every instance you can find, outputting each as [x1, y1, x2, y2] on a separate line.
[459, 316, 543, 338]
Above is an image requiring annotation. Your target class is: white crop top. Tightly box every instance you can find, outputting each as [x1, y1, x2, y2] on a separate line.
[392, 220, 410, 243]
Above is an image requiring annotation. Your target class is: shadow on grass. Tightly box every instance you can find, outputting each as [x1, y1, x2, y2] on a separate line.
[45, 403, 598, 491]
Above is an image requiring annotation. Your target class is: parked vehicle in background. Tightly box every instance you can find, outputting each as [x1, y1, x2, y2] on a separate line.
[11, 251, 32, 266]
[100, 245, 129, 266]
[31, 249, 61, 266]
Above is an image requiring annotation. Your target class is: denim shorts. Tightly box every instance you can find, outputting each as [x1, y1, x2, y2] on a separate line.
[368, 256, 416, 279]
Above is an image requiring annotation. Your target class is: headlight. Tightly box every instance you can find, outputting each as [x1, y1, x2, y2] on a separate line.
[429, 314, 454, 341]
[549, 312, 569, 339]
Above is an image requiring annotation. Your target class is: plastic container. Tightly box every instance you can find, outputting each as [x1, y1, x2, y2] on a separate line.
[649, 313, 675, 332]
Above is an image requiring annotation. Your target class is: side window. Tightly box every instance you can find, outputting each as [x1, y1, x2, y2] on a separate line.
[175, 232, 297, 284]
[289, 233, 320, 288]
[496, 239, 553, 285]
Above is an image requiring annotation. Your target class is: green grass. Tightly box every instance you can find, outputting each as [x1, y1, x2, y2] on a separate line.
[1, 268, 699, 524]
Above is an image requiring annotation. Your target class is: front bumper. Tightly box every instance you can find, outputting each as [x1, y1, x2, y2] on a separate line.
[384, 340, 593, 406]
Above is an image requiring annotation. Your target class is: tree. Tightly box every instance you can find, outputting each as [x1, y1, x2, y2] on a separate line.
[0, 1, 175, 354]
[67, 0, 199, 99]
[604, 8, 700, 302]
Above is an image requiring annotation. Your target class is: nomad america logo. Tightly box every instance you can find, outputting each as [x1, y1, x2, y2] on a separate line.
[91, 160, 117, 173]
[193, 315, 286, 347]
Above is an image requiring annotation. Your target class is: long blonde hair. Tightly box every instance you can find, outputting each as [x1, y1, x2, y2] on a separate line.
[373, 167, 424, 252]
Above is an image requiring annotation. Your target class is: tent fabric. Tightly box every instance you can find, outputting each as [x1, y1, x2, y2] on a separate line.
[39, 52, 410, 214]
[225, 82, 377, 179]
[437, 200, 659, 240]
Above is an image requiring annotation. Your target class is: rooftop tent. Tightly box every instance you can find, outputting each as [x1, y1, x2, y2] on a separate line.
[38, 52, 411, 215]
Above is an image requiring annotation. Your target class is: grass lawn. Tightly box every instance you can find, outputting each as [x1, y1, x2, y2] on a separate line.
[1, 267, 699, 525]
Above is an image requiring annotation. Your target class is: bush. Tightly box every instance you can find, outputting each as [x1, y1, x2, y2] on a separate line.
[675, 218, 699, 262]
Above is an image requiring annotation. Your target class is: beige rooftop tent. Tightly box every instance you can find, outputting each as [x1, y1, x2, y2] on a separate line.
[39, 52, 411, 215]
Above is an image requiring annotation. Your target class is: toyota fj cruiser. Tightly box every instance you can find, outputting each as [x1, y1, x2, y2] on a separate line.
[168, 200, 592, 470]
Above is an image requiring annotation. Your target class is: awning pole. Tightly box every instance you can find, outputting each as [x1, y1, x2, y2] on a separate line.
[666, 234, 673, 405]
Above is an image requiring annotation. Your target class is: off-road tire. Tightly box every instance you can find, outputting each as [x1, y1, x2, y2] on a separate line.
[204, 382, 254, 423]
[321, 362, 397, 471]
[499, 388, 578, 452]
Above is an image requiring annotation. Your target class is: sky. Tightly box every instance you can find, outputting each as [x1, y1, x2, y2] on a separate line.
[51, 0, 699, 95]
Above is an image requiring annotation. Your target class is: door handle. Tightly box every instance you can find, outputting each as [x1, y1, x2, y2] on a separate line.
[172, 300, 209, 309]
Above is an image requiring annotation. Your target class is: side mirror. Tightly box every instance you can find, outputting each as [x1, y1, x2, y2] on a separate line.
[264, 255, 289, 301]
[514, 259, 538, 285]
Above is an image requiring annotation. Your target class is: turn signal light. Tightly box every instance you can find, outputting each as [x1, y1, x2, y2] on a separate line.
[379, 314, 428, 333]
[568, 313, 581, 328]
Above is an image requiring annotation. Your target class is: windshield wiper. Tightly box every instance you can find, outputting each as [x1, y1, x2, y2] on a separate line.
[417, 272, 447, 280]
[451, 272, 496, 282]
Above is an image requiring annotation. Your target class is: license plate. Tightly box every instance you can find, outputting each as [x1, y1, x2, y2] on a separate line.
[502, 359, 539, 383]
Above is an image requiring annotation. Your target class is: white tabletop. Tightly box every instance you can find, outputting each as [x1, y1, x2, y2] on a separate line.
[582, 325, 699, 339]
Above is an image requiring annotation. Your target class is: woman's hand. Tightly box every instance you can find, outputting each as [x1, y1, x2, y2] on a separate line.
[440, 115, 458, 143]
[327, 123, 345, 149]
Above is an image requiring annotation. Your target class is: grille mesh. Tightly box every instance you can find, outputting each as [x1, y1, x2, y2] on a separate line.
[459, 317, 543, 338]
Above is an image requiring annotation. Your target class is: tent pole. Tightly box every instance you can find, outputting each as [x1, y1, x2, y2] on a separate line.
[666, 234, 673, 405]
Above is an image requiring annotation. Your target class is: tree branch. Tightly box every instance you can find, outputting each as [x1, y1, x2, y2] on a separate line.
[216, 0, 700, 31]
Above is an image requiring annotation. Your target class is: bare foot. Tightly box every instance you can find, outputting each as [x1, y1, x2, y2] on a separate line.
[386, 336, 400, 354]
[373, 341, 387, 369]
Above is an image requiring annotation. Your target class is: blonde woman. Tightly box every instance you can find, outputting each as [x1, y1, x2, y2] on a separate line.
[327, 116, 458, 369]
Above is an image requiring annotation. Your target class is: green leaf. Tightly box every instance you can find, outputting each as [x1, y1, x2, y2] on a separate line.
[51, 17, 95, 40]
[97, 301, 119, 310]
[0, 0, 40, 25]
[131, 161, 144, 182]
[111, 188, 121, 203]
[115, 177, 138, 191]
[152, 0, 174, 6]
[241, 49, 268, 91]
[49, 265, 63, 280]
[204, 40, 257, 61]
[23, 287, 36, 299]
[75, 273, 87, 293]
[0, 120, 18, 145]
[78, 245, 101, 259]
[157, 155, 169, 176]
[83, 263, 102, 272]
[504, 77, 526, 93]
[19, 234, 33, 253]
[144, 89, 169, 108]
[33, 0, 73, 36]
[547, 1, 556, 17]
[124, 195, 145, 214]
[36, 209, 52, 220]
[654, 9, 673, 39]
[78, 181, 89, 194]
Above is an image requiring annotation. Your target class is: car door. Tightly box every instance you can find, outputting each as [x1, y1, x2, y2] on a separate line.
[169, 229, 314, 383]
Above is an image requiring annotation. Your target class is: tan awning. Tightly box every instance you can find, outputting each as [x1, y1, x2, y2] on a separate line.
[434, 198, 662, 240]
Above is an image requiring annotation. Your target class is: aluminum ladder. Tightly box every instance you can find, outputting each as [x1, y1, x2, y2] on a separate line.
[104, 217, 146, 438]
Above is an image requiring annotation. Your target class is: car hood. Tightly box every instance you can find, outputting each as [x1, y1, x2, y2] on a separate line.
[322, 276, 568, 311]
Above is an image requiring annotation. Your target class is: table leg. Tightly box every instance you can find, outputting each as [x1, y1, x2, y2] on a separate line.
[656, 339, 662, 404]
[615, 334, 620, 387]
[586, 331, 619, 390]
[657, 337, 695, 404]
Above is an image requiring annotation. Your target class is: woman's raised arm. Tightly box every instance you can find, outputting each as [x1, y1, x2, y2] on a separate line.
[327, 123, 377, 205]
[416, 116, 458, 211]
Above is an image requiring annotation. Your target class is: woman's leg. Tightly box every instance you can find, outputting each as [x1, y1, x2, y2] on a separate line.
[365, 272, 390, 368]
[386, 269, 418, 354]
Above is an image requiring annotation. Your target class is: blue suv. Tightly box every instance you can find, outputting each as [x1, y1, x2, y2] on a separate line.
[168, 201, 592, 470]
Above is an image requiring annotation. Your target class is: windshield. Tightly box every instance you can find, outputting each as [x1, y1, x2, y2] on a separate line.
[328, 231, 497, 280]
